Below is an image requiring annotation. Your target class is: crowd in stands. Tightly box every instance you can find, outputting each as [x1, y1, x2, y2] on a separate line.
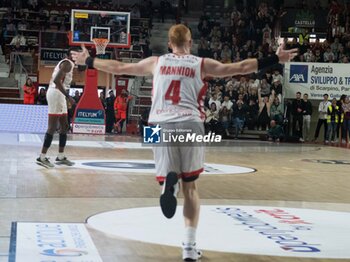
[0, 0, 153, 63]
[197, 0, 350, 141]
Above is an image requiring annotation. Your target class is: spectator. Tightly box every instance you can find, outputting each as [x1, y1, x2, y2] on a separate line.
[270, 96, 283, 124]
[209, 93, 221, 111]
[213, 84, 223, 101]
[198, 37, 211, 57]
[4, 17, 16, 36]
[221, 95, 233, 112]
[272, 69, 283, 83]
[23, 78, 36, 104]
[219, 106, 231, 136]
[246, 99, 258, 130]
[267, 119, 284, 142]
[292, 92, 304, 141]
[303, 48, 314, 62]
[330, 37, 342, 54]
[260, 78, 271, 97]
[73, 90, 80, 103]
[326, 98, 340, 143]
[18, 19, 28, 31]
[232, 100, 247, 138]
[257, 88, 273, 130]
[302, 93, 313, 142]
[271, 79, 282, 100]
[130, 4, 141, 18]
[313, 94, 331, 142]
[337, 94, 346, 139]
[342, 96, 350, 143]
[205, 102, 220, 133]
[10, 32, 26, 47]
[99, 91, 106, 108]
[221, 44, 232, 63]
[139, 107, 150, 137]
[105, 90, 116, 133]
[37, 88, 47, 105]
[323, 47, 335, 62]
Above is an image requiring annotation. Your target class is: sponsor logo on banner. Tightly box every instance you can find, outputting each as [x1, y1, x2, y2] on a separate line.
[75, 109, 105, 125]
[285, 63, 350, 99]
[9, 222, 102, 262]
[289, 65, 308, 83]
[87, 205, 350, 259]
[73, 123, 105, 134]
[40, 49, 67, 62]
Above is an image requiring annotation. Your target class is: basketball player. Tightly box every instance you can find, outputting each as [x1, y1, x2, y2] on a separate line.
[36, 48, 77, 168]
[72, 25, 297, 261]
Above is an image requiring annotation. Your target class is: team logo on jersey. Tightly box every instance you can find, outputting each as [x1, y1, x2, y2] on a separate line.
[143, 125, 162, 144]
[289, 65, 308, 83]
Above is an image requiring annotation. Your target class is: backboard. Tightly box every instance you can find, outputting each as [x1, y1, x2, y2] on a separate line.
[69, 9, 131, 49]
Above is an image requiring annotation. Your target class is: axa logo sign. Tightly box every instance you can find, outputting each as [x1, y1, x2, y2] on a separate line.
[290, 65, 308, 83]
[143, 125, 161, 144]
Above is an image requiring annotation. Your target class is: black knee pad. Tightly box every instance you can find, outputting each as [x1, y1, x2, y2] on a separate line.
[43, 133, 53, 148]
[59, 133, 67, 148]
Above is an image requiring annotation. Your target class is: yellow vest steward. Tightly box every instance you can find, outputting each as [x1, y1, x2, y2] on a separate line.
[327, 105, 343, 123]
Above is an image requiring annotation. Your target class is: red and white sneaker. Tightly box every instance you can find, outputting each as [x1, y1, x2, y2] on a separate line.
[182, 243, 202, 261]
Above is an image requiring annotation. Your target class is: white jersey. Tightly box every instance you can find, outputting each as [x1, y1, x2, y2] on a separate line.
[48, 58, 74, 90]
[148, 54, 206, 123]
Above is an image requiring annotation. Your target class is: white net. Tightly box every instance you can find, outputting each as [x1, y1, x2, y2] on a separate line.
[92, 38, 110, 55]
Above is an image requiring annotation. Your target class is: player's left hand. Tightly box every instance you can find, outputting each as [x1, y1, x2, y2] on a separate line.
[276, 43, 298, 63]
[71, 45, 90, 65]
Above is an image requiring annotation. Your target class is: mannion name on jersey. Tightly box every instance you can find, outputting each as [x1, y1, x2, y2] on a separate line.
[159, 66, 196, 78]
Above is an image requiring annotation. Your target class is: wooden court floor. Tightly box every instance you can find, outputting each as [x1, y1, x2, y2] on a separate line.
[0, 132, 350, 262]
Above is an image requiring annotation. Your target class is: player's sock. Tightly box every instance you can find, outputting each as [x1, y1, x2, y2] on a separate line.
[57, 152, 65, 160]
[183, 227, 196, 246]
[40, 153, 46, 161]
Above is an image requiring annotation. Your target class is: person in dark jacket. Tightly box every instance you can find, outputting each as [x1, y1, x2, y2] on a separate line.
[301, 93, 313, 141]
[139, 107, 150, 137]
[292, 92, 303, 141]
[105, 90, 116, 133]
[267, 120, 284, 142]
[232, 100, 247, 138]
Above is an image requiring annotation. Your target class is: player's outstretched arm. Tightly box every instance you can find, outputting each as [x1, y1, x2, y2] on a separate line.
[202, 44, 298, 78]
[71, 46, 157, 76]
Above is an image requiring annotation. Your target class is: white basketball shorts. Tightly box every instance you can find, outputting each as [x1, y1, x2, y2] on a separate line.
[47, 88, 67, 116]
[152, 122, 205, 183]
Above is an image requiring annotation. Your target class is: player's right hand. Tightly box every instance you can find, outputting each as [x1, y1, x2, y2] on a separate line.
[71, 45, 89, 65]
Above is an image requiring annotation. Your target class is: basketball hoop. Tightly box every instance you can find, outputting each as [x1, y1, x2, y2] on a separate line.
[92, 38, 110, 55]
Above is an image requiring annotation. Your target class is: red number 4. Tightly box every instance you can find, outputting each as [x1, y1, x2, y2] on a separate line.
[165, 80, 181, 105]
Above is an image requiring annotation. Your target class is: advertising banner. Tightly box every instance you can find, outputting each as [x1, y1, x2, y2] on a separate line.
[74, 109, 105, 125]
[40, 48, 67, 61]
[284, 62, 350, 99]
[9, 222, 102, 262]
[73, 123, 106, 134]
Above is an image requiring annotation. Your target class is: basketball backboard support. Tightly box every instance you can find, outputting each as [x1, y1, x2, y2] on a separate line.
[69, 9, 131, 49]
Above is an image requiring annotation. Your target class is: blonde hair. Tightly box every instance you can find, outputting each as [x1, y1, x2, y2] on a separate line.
[168, 24, 191, 47]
